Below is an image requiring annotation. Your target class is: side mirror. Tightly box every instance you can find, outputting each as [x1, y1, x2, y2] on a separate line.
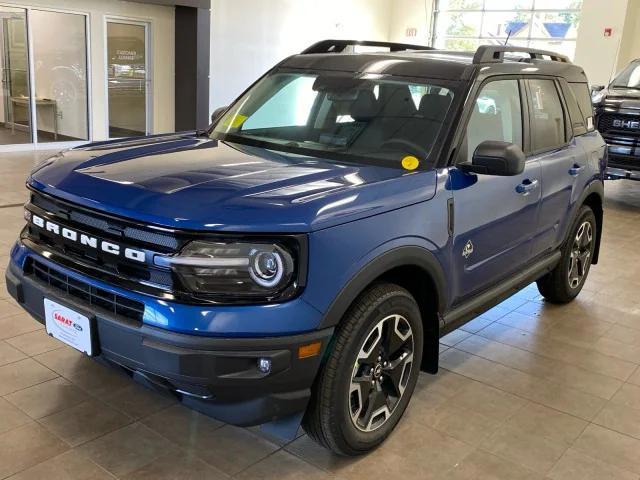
[210, 106, 228, 125]
[459, 140, 525, 176]
[590, 85, 605, 95]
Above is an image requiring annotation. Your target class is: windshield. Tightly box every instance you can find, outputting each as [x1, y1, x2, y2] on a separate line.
[611, 60, 640, 89]
[211, 70, 455, 169]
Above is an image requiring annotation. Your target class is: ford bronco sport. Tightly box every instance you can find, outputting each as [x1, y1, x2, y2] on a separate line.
[592, 58, 640, 180]
[6, 40, 606, 456]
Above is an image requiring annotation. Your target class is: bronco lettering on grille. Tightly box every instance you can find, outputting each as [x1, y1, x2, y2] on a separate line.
[30, 214, 146, 263]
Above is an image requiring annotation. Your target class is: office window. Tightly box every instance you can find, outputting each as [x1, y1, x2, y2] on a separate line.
[433, 0, 583, 60]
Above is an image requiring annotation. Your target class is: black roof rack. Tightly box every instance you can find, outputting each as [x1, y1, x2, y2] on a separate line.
[301, 39, 434, 54]
[473, 45, 571, 64]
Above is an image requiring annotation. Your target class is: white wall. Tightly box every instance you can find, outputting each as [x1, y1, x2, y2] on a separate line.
[210, 0, 392, 109]
[2, 0, 175, 141]
[616, 0, 640, 72]
[573, 0, 634, 86]
[388, 0, 433, 45]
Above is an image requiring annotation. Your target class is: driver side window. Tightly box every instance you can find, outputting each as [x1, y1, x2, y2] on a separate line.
[464, 80, 523, 162]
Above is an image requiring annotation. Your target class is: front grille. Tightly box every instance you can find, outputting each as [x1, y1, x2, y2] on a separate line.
[26, 190, 178, 292]
[608, 154, 640, 170]
[597, 113, 640, 137]
[31, 192, 179, 250]
[26, 259, 145, 323]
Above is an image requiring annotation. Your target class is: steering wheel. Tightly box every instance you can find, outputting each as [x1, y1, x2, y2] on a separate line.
[379, 138, 427, 158]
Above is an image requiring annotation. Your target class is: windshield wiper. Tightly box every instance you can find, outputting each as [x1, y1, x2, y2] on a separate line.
[611, 85, 640, 90]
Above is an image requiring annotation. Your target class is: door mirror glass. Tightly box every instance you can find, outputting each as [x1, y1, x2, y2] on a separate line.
[210, 106, 227, 125]
[460, 140, 525, 176]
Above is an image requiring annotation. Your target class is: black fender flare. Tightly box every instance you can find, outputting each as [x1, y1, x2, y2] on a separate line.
[573, 179, 604, 263]
[317, 245, 448, 330]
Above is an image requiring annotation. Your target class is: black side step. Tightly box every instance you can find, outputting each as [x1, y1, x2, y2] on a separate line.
[440, 250, 561, 336]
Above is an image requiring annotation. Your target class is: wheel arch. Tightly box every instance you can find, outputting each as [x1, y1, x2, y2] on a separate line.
[578, 181, 604, 264]
[317, 246, 447, 374]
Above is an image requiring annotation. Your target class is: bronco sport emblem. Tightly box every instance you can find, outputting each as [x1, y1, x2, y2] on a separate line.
[462, 240, 474, 259]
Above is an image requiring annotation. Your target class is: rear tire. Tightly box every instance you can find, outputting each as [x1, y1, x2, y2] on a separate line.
[302, 282, 423, 456]
[537, 205, 597, 304]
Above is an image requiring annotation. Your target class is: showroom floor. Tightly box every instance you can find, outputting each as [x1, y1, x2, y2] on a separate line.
[0, 151, 639, 479]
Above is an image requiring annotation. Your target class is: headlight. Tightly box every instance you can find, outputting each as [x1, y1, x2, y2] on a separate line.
[591, 89, 607, 105]
[159, 239, 303, 302]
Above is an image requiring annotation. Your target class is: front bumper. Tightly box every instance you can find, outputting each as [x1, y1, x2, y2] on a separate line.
[5, 260, 333, 426]
[605, 166, 640, 181]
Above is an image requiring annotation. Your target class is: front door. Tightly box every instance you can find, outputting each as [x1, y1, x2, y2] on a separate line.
[106, 20, 150, 138]
[450, 78, 542, 303]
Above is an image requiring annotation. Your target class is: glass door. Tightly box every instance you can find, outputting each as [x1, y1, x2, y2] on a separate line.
[0, 7, 31, 144]
[106, 20, 149, 138]
[31, 9, 89, 143]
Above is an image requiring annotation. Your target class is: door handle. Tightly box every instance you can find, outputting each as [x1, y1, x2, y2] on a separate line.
[516, 179, 539, 195]
[569, 164, 583, 176]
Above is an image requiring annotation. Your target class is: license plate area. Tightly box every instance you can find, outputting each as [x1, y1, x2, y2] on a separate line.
[44, 298, 97, 356]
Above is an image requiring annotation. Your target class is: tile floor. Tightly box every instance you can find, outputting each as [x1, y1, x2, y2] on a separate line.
[0, 150, 639, 479]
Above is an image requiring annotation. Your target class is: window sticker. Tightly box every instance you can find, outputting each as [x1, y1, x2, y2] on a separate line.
[221, 114, 248, 129]
[401, 155, 420, 171]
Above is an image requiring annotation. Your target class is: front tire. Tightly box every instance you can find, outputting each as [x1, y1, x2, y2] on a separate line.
[302, 283, 423, 456]
[537, 205, 597, 303]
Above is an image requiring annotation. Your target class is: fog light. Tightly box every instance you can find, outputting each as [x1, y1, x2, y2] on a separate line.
[258, 358, 271, 374]
[24, 209, 31, 222]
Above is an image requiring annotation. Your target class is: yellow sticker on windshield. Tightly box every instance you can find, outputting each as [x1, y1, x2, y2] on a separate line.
[221, 114, 248, 129]
[401, 155, 420, 171]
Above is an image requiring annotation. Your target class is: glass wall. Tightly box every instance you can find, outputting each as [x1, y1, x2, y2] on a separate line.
[433, 0, 583, 60]
[0, 7, 89, 147]
[0, 7, 31, 145]
[31, 10, 89, 143]
[107, 21, 148, 138]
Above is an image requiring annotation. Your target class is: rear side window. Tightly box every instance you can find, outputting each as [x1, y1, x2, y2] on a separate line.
[569, 82, 595, 131]
[559, 81, 587, 136]
[527, 79, 566, 152]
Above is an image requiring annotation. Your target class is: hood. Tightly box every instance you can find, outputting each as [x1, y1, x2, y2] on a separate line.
[603, 87, 640, 100]
[29, 133, 438, 232]
[597, 87, 640, 109]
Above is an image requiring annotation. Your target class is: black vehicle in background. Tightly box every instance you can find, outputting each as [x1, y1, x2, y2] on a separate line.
[592, 59, 640, 181]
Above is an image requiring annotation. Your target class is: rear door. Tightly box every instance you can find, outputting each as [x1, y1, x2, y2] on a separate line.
[527, 78, 586, 256]
[450, 78, 542, 302]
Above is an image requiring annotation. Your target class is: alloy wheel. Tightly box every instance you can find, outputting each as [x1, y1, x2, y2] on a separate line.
[568, 220, 593, 289]
[348, 314, 414, 432]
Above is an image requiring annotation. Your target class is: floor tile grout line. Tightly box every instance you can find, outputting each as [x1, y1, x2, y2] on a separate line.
[445, 345, 614, 410]
[474, 319, 640, 381]
[438, 365, 602, 427]
[454, 334, 627, 400]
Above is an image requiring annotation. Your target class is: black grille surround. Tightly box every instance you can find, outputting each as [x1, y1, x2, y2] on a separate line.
[25, 189, 179, 297]
[22, 188, 309, 305]
[26, 258, 145, 324]
[597, 113, 640, 137]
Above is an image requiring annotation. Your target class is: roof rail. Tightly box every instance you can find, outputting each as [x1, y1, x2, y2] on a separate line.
[473, 45, 571, 64]
[301, 39, 434, 54]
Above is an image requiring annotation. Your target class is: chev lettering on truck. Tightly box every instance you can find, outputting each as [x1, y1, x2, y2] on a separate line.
[30, 214, 146, 263]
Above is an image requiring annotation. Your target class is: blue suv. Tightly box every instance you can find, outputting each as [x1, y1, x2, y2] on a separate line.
[7, 41, 606, 455]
